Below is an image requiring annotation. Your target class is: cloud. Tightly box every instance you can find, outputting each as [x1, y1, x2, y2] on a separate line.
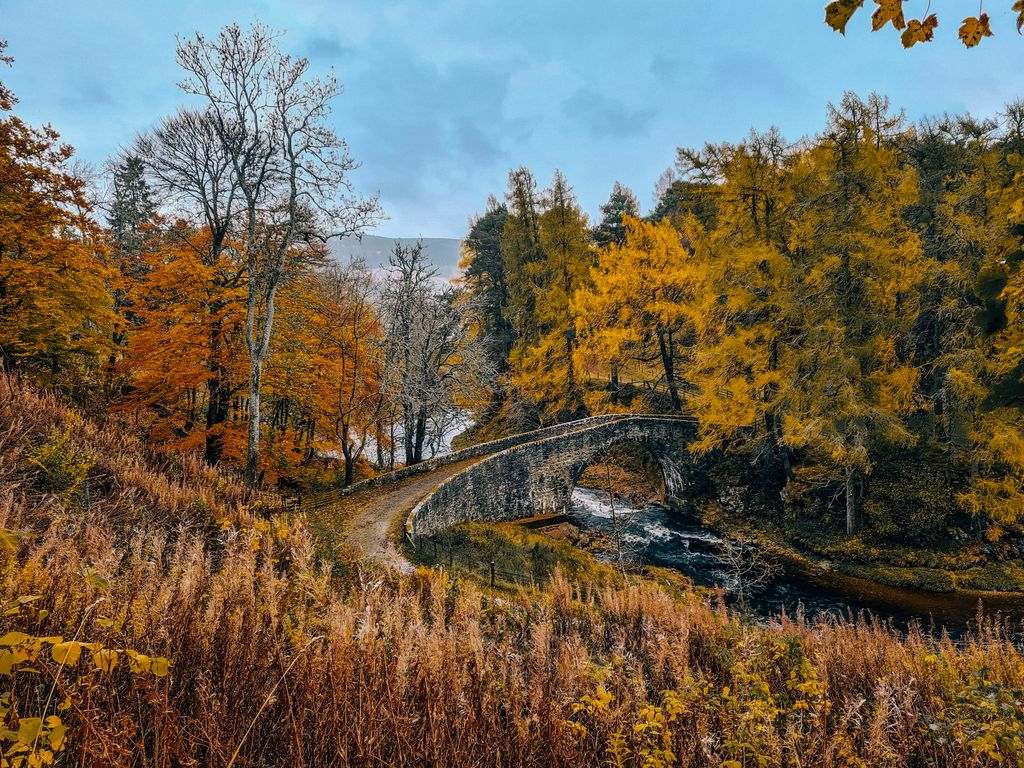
[561, 88, 655, 139]
[649, 53, 682, 85]
[337, 39, 516, 211]
[304, 34, 353, 60]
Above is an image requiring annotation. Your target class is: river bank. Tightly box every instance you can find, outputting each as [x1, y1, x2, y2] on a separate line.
[569, 483, 1024, 638]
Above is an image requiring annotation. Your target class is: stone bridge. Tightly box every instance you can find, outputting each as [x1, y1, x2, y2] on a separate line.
[404, 414, 703, 545]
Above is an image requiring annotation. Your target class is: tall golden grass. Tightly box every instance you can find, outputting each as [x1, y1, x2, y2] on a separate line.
[2, 378, 1023, 766]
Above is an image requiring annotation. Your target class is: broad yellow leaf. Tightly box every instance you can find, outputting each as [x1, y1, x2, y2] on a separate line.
[150, 656, 172, 677]
[126, 650, 151, 674]
[16, 716, 42, 744]
[871, 0, 905, 31]
[92, 648, 119, 673]
[901, 14, 938, 47]
[0, 631, 29, 646]
[825, 0, 864, 35]
[50, 641, 83, 666]
[959, 14, 993, 47]
[46, 716, 67, 751]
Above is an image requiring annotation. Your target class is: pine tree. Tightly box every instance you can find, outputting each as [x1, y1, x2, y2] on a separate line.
[462, 196, 513, 378]
[108, 154, 156, 275]
[591, 182, 639, 248]
[509, 171, 592, 422]
[500, 167, 545, 347]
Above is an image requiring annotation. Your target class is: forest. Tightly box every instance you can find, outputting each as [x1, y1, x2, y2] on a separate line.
[3, 8, 1024, 767]
[5, 23, 1023, 547]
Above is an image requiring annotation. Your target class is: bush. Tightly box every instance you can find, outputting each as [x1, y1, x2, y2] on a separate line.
[864, 443, 966, 545]
[27, 428, 92, 503]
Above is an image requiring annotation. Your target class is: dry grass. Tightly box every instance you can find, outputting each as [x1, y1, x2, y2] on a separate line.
[2, 379, 1023, 766]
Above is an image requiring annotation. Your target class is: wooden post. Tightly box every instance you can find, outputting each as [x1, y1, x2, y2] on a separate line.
[489, 561, 496, 588]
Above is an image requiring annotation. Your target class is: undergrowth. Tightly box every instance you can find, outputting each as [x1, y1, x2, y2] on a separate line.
[1, 379, 1023, 766]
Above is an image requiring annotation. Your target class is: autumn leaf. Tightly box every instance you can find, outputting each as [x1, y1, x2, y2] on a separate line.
[1015, 0, 1024, 33]
[901, 14, 938, 47]
[825, 0, 865, 34]
[959, 14, 993, 47]
[872, 0, 905, 31]
[50, 640, 83, 666]
[0, 631, 30, 646]
[92, 648, 119, 673]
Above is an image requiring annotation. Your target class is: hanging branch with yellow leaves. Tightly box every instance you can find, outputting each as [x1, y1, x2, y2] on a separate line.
[825, 0, 1023, 47]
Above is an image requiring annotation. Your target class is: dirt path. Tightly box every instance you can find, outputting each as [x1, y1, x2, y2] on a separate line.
[312, 458, 482, 572]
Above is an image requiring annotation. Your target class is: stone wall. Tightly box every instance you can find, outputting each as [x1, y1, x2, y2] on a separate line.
[303, 414, 634, 513]
[406, 416, 700, 544]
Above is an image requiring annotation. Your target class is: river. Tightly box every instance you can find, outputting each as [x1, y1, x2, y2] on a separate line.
[569, 486, 1024, 638]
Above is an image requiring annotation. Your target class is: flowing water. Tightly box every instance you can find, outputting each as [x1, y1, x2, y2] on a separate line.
[569, 486, 1024, 638]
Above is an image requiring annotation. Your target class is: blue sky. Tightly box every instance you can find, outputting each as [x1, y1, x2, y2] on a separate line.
[3, 1, 1024, 238]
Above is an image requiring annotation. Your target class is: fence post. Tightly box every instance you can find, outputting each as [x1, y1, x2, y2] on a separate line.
[489, 561, 496, 588]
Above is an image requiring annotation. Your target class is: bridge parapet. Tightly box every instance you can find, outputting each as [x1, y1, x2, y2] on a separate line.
[304, 413, 637, 513]
[406, 415, 700, 544]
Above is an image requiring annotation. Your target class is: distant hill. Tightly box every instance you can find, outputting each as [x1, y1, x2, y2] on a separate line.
[329, 235, 463, 280]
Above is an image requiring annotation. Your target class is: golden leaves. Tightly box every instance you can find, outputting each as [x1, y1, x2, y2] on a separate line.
[959, 13, 994, 47]
[901, 14, 938, 47]
[872, 0, 905, 31]
[825, 1, 1020, 47]
[825, 0, 865, 34]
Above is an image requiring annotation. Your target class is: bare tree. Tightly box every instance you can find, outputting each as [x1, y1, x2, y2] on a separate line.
[378, 242, 494, 465]
[597, 464, 648, 574]
[135, 108, 243, 466]
[719, 535, 780, 612]
[174, 23, 381, 485]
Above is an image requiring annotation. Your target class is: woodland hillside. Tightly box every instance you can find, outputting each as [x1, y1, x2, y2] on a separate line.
[2, 377, 1024, 766]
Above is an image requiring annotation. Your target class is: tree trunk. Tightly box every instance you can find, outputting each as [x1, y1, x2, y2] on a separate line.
[403, 403, 416, 465]
[341, 427, 355, 487]
[609, 360, 620, 405]
[204, 317, 230, 467]
[413, 409, 428, 464]
[845, 467, 857, 535]
[245, 357, 262, 486]
[244, 283, 278, 487]
[657, 327, 682, 411]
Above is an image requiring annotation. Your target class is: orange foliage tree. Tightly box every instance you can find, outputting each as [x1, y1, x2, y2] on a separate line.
[0, 46, 115, 390]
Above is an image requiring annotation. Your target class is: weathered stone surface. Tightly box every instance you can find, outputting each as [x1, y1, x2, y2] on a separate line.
[406, 415, 703, 544]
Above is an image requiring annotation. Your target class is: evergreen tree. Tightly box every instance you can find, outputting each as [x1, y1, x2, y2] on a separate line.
[500, 167, 545, 346]
[510, 170, 591, 421]
[591, 182, 639, 248]
[107, 154, 156, 275]
[462, 196, 513, 377]
[649, 178, 717, 230]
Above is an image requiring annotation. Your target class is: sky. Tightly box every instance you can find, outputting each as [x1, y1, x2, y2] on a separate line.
[3, 1, 1024, 239]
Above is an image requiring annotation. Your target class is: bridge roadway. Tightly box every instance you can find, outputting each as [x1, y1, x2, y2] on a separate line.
[307, 413, 698, 570]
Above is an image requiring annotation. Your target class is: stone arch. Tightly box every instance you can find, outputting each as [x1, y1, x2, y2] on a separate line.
[526, 429, 695, 518]
[406, 415, 702, 543]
